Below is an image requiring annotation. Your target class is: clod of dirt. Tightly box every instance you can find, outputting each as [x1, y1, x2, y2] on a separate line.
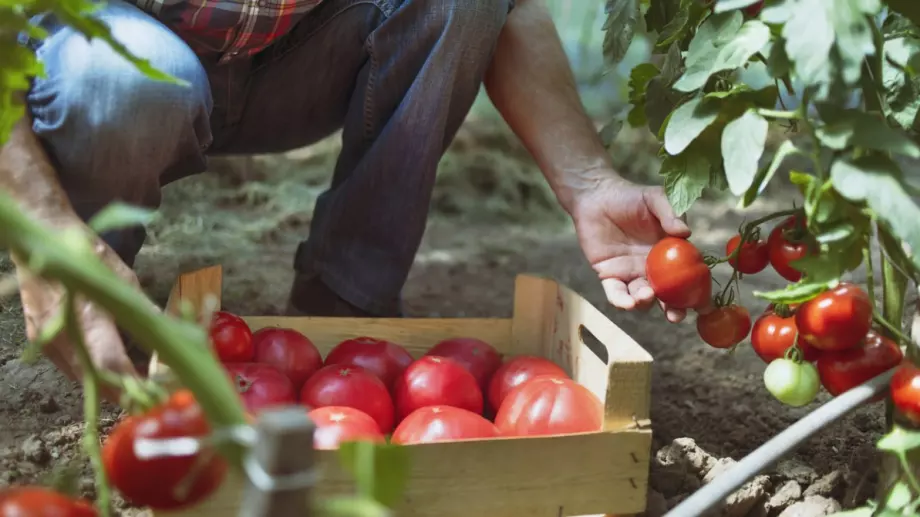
[721, 475, 771, 517]
[776, 495, 841, 517]
[20, 435, 48, 465]
[774, 460, 819, 485]
[766, 481, 802, 516]
[702, 458, 738, 484]
[656, 437, 717, 477]
[38, 395, 59, 414]
[803, 471, 845, 499]
[644, 489, 668, 517]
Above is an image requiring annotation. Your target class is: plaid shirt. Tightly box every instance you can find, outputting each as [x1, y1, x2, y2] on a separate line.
[130, 0, 325, 64]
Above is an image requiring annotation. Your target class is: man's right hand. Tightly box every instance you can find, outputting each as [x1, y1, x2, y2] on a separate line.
[15, 224, 141, 393]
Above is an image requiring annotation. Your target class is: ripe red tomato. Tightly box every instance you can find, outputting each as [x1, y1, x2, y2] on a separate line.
[324, 336, 414, 389]
[751, 310, 821, 363]
[252, 327, 322, 391]
[767, 217, 809, 282]
[391, 406, 500, 445]
[745, 0, 764, 16]
[646, 237, 712, 310]
[891, 363, 920, 424]
[309, 406, 386, 450]
[425, 337, 503, 393]
[817, 331, 903, 397]
[393, 356, 483, 421]
[300, 365, 395, 433]
[102, 390, 228, 510]
[795, 283, 872, 352]
[0, 487, 97, 517]
[495, 376, 604, 437]
[487, 355, 569, 411]
[726, 235, 769, 275]
[225, 363, 297, 415]
[696, 305, 752, 349]
[209, 311, 253, 363]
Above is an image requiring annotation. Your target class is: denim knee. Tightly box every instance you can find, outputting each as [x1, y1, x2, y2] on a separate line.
[28, 4, 213, 201]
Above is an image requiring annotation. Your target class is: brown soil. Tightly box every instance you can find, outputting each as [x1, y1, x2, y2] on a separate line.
[0, 114, 886, 516]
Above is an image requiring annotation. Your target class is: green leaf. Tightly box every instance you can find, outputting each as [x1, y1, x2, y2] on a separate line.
[740, 141, 805, 207]
[831, 155, 920, 273]
[663, 97, 721, 155]
[686, 11, 744, 63]
[782, 0, 835, 86]
[831, 0, 882, 86]
[816, 111, 920, 157]
[645, 0, 681, 34]
[883, 481, 912, 511]
[713, 0, 760, 13]
[318, 496, 392, 517]
[604, 0, 641, 64]
[337, 442, 410, 508]
[87, 202, 157, 234]
[815, 222, 856, 244]
[885, 0, 920, 28]
[626, 63, 660, 127]
[878, 426, 920, 454]
[675, 19, 770, 92]
[754, 280, 831, 304]
[655, 3, 690, 50]
[661, 151, 711, 215]
[882, 37, 920, 132]
[721, 109, 769, 196]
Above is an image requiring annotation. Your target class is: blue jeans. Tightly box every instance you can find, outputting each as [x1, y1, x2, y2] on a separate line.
[24, 0, 510, 315]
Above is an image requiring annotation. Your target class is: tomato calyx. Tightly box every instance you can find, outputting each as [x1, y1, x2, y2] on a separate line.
[233, 374, 253, 393]
[771, 302, 795, 319]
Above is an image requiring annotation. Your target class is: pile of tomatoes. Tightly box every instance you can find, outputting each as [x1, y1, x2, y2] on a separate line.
[647, 215, 905, 408]
[97, 312, 605, 511]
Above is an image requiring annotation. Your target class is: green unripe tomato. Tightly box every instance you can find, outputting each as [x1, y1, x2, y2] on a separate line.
[763, 358, 820, 407]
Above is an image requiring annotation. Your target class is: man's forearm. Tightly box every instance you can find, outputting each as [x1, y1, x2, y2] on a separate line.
[484, 0, 617, 214]
[0, 113, 78, 225]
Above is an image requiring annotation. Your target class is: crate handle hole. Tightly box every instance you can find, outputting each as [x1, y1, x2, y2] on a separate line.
[578, 325, 608, 365]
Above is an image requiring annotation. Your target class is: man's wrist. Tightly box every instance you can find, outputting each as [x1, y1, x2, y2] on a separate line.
[552, 165, 628, 215]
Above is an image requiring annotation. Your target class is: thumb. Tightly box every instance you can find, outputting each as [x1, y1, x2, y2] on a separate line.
[645, 188, 691, 237]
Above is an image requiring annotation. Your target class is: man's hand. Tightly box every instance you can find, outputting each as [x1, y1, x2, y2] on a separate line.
[15, 225, 141, 397]
[570, 173, 695, 323]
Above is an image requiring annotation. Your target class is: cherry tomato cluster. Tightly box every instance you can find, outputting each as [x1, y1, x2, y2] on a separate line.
[647, 214, 905, 409]
[99, 312, 605, 510]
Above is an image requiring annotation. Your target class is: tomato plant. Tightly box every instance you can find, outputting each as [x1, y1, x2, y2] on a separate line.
[495, 376, 604, 437]
[763, 358, 820, 407]
[324, 336, 414, 390]
[766, 217, 810, 283]
[487, 355, 569, 412]
[425, 337, 503, 393]
[645, 237, 712, 310]
[252, 327, 322, 391]
[393, 356, 483, 421]
[102, 390, 228, 510]
[309, 406, 386, 450]
[751, 308, 820, 363]
[0, 487, 97, 517]
[795, 283, 873, 352]
[300, 365, 395, 433]
[817, 332, 904, 397]
[726, 234, 769, 275]
[209, 311, 254, 363]
[391, 406, 500, 445]
[225, 363, 297, 415]
[696, 304, 751, 349]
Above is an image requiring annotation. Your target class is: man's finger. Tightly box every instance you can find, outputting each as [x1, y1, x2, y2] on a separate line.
[602, 278, 636, 310]
[627, 278, 656, 311]
[658, 300, 687, 323]
[593, 255, 646, 282]
[645, 188, 692, 237]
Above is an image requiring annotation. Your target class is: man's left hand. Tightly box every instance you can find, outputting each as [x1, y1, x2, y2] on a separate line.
[569, 172, 694, 323]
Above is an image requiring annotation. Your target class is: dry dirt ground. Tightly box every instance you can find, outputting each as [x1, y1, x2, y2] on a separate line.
[0, 113, 887, 516]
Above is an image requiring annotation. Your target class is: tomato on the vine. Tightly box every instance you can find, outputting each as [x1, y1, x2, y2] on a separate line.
[495, 376, 604, 437]
[726, 235, 769, 275]
[763, 358, 820, 407]
[487, 355, 569, 412]
[209, 311, 253, 363]
[891, 363, 920, 424]
[795, 283, 872, 352]
[817, 331, 903, 397]
[394, 356, 483, 421]
[324, 336, 414, 390]
[425, 337, 503, 393]
[745, 0, 764, 16]
[391, 406, 499, 445]
[225, 363, 297, 415]
[309, 406, 386, 450]
[696, 305, 751, 349]
[102, 390, 228, 510]
[252, 327, 322, 391]
[767, 216, 809, 282]
[646, 237, 712, 310]
[0, 487, 97, 517]
[300, 365, 395, 433]
[751, 309, 820, 363]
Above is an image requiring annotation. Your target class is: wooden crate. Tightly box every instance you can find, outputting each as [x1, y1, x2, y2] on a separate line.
[151, 265, 653, 517]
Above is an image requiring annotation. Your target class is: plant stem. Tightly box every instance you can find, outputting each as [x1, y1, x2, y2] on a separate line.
[866, 242, 876, 310]
[0, 193, 248, 466]
[757, 108, 801, 120]
[874, 312, 913, 346]
[63, 293, 110, 517]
